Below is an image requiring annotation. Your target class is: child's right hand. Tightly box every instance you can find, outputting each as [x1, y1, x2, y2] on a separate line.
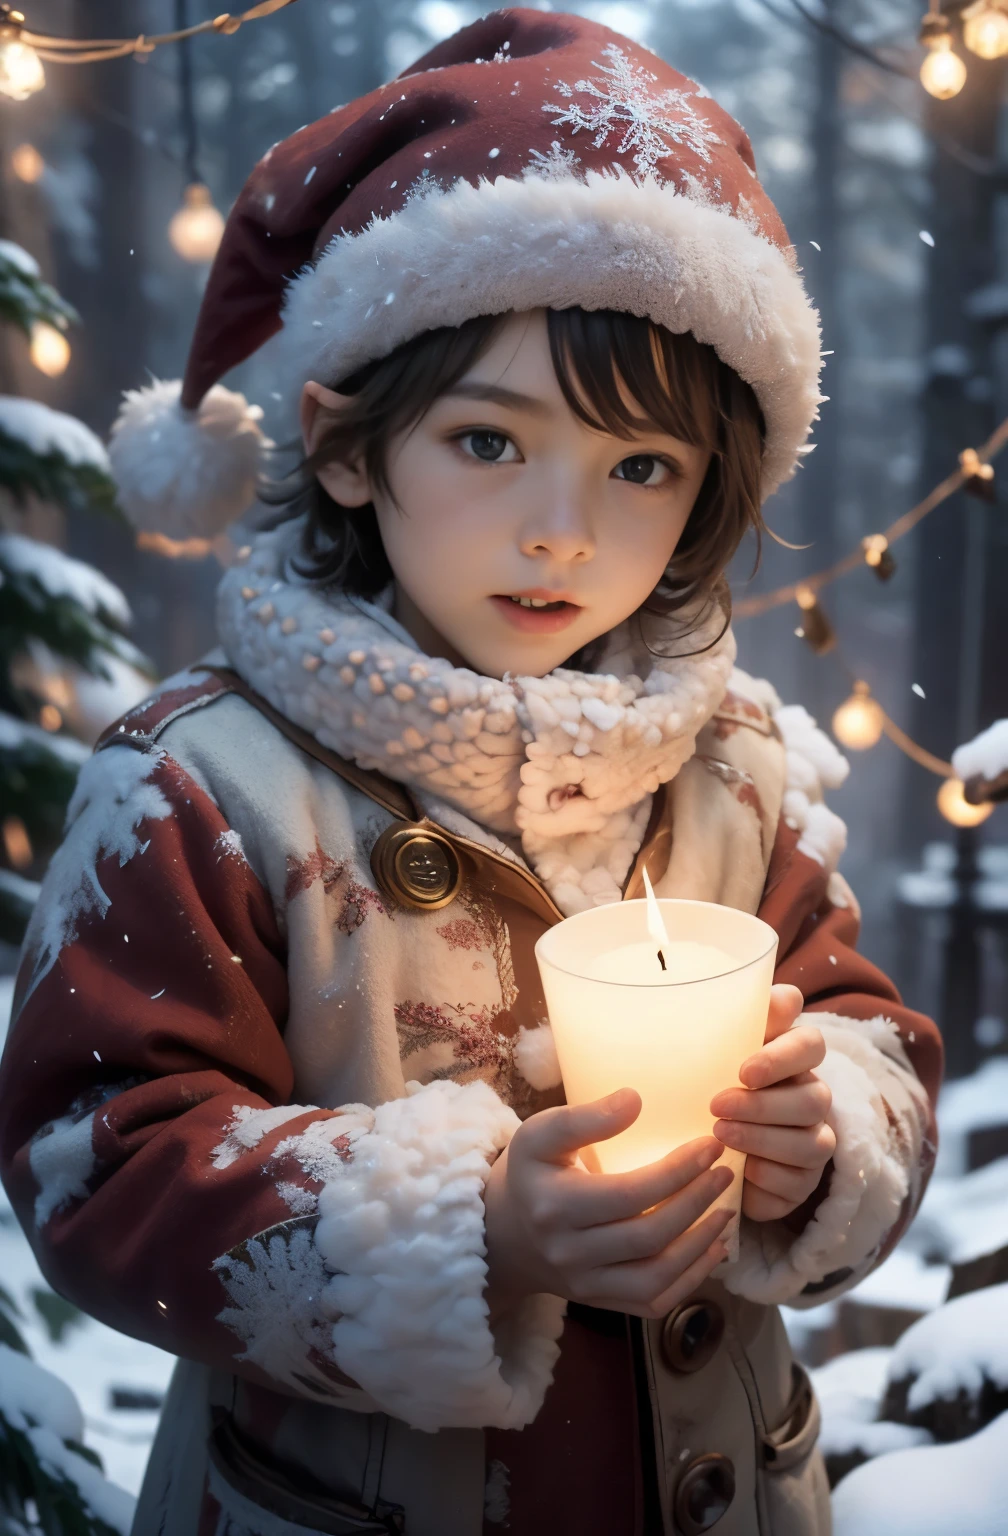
[484, 1088, 735, 1321]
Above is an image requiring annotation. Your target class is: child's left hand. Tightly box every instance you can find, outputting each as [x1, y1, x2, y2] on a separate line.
[709, 984, 836, 1224]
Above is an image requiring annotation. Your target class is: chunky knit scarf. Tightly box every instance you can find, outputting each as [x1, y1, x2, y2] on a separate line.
[217, 516, 737, 915]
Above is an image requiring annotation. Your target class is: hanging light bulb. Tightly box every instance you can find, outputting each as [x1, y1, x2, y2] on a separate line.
[832, 681, 885, 751]
[862, 534, 897, 582]
[919, 10, 968, 98]
[962, 0, 1008, 58]
[794, 585, 836, 655]
[2, 813, 32, 870]
[959, 446, 996, 501]
[0, 8, 44, 101]
[29, 320, 70, 377]
[937, 776, 995, 827]
[11, 141, 43, 183]
[168, 183, 225, 264]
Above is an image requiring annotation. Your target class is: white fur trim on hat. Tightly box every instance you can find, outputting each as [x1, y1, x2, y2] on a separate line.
[267, 168, 823, 500]
[108, 378, 266, 538]
[313, 1077, 565, 1431]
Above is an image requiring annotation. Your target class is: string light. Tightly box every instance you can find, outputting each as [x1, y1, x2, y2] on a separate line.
[862, 533, 897, 581]
[37, 703, 62, 731]
[0, 7, 43, 100]
[794, 585, 836, 654]
[168, 183, 225, 263]
[0, 2, 299, 97]
[10, 141, 43, 182]
[962, 0, 1008, 58]
[936, 776, 995, 827]
[832, 681, 885, 751]
[959, 445, 996, 501]
[29, 320, 70, 377]
[2, 813, 32, 869]
[919, 6, 968, 98]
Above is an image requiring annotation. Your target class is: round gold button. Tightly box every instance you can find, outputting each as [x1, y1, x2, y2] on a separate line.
[673, 1454, 735, 1535]
[660, 1301, 725, 1374]
[370, 824, 462, 911]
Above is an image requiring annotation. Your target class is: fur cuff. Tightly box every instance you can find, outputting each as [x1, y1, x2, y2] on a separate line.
[718, 1013, 930, 1306]
[314, 1078, 565, 1431]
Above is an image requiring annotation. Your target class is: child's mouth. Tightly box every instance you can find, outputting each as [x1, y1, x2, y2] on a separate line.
[490, 592, 582, 634]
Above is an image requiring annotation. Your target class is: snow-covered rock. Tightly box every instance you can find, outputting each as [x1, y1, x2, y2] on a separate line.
[881, 1283, 1008, 1439]
[953, 719, 1008, 800]
[0, 396, 110, 470]
[930, 1058, 1008, 1180]
[902, 1157, 1008, 1267]
[811, 1346, 933, 1479]
[831, 1407, 1008, 1535]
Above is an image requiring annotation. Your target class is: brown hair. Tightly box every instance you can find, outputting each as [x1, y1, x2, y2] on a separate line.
[260, 307, 766, 660]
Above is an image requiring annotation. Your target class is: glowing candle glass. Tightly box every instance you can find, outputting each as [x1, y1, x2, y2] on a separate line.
[535, 898, 778, 1258]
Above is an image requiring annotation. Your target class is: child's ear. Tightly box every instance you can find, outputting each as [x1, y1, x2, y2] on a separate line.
[299, 379, 372, 508]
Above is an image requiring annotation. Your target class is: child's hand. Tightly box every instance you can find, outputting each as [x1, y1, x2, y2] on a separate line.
[709, 983, 835, 1223]
[484, 1090, 734, 1320]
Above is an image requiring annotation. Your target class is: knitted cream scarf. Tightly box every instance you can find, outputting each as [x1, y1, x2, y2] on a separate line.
[217, 517, 737, 915]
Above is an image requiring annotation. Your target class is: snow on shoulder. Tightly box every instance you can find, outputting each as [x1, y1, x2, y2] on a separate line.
[0, 395, 110, 470]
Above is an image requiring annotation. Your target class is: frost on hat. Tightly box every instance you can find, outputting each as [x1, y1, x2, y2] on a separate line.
[109, 6, 823, 538]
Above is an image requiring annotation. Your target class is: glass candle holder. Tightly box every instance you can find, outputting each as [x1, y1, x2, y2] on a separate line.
[535, 898, 778, 1259]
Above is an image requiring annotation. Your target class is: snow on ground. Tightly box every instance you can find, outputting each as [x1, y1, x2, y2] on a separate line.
[810, 1347, 933, 1460]
[831, 1408, 1008, 1535]
[953, 720, 1008, 785]
[0, 531, 132, 629]
[0, 975, 173, 1497]
[0, 396, 110, 470]
[902, 1155, 1008, 1266]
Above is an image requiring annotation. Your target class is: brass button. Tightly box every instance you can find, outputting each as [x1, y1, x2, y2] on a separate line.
[673, 1454, 735, 1535]
[660, 1301, 725, 1374]
[370, 824, 462, 911]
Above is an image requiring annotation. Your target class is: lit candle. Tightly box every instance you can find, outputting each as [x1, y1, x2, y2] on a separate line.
[535, 895, 778, 1259]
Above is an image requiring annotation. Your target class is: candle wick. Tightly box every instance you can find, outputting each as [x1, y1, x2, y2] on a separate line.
[657, 949, 667, 972]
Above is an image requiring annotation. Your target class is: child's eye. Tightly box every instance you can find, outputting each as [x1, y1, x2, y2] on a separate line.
[457, 430, 520, 463]
[612, 454, 675, 487]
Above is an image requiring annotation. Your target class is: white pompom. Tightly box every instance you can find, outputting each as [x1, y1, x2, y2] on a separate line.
[108, 377, 266, 538]
[514, 1023, 563, 1091]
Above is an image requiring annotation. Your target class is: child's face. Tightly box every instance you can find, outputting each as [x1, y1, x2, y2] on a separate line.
[302, 310, 711, 679]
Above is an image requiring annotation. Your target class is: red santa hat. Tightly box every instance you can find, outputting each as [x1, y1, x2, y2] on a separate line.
[108, 7, 823, 538]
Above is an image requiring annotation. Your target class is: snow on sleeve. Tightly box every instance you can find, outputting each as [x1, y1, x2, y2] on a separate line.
[18, 744, 173, 1002]
[831, 1408, 1008, 1536]
[0, 396, 111, 470]
[952, 719, 1008, 786]
[0, 1341, 136, 1536]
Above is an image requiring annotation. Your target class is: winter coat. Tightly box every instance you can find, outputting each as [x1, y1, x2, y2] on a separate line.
[0, 584, 941, 1536]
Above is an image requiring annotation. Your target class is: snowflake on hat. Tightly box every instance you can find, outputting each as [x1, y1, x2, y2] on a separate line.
[108, 7, 823, 542]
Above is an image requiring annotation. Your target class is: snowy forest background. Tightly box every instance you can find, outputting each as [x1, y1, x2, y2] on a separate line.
[1, 0, 1007, 1531]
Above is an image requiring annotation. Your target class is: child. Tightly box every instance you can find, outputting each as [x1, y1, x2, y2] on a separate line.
[0, 11, 941, 1536]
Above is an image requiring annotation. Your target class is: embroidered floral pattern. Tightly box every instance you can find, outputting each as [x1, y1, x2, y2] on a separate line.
[336, 878, 391, 934]
[394, 999, 515, 1093]
[284, 837, 345, 903]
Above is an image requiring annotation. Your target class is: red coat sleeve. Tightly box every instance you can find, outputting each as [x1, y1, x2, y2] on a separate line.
[718, 819, 942, 1308]
[0, 739, 365, 1398]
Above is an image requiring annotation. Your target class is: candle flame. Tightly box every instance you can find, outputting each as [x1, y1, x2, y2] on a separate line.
[642, 867, 671, 972]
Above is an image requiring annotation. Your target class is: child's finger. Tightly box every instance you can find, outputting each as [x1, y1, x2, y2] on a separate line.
[740, 1153, 823, 1204]
[564, 1136, 727, 1227]
[738, 1023, 825, 1089]
[712, 1119, 837, 1168]
[520, 1089, 642, 1164]
[567, 1163, 734, 1267]
[590, 1204, 733, 1307]
[709, 1076, 832, 1126]
[592, 1237, 729, 1319]
[762, 984, 804, 1042]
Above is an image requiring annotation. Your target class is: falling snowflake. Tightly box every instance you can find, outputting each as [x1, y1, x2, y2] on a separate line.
[543, 43, 722, 179]
[527, 140, 582, 180]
